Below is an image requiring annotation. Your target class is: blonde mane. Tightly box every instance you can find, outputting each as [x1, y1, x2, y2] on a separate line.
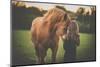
[44, 8, 68, 23]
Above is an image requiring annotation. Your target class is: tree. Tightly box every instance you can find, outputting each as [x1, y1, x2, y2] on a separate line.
[90, 7, 96, 15]
[76, 7, 85, 15]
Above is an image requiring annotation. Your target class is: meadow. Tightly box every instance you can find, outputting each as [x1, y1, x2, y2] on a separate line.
[12, 30, 96, 65]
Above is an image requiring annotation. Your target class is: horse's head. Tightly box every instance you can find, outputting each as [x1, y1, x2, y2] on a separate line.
[55, 13, 70, 37]
[51, 10, 70, 37]
[44, 8, 70, 37]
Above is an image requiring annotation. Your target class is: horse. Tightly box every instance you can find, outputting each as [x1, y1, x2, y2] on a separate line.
[31, 8, 70, 64]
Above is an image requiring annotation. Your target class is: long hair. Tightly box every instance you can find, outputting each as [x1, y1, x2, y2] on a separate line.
[44, 8, 69, 24]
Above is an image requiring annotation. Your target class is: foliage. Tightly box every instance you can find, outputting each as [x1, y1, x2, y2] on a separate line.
[12, 2, 96, 33]
[76, 7, 96, 33]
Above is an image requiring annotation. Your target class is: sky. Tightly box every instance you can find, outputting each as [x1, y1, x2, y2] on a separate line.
[12, 1, 94, 13]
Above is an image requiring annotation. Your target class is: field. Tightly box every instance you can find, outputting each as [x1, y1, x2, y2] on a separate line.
[12, 30, 96, 65]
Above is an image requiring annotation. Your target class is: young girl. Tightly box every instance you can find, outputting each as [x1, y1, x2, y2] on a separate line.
[62, 17, 80, 62]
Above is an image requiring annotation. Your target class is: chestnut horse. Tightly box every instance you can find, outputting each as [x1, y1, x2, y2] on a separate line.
[31, 8, 70, 64]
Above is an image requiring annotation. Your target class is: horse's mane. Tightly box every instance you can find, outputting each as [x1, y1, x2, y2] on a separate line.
[44, 8, 69, 24]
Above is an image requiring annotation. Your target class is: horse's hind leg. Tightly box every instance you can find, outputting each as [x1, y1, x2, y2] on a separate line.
[51, 45, 58, 63]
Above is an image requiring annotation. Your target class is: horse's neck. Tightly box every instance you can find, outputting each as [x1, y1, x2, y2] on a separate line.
[48, 22, 58, 38]
[42, 18, 57, 38]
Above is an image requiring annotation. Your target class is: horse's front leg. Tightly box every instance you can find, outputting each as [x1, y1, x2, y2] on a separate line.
[35, 46, 47, 64]
[37, 55, 45, 64]
[39, 49, 47, 64]
[51, 44, 58, 63]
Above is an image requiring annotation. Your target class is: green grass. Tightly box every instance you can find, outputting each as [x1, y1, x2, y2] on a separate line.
[12, 30, 96, 65]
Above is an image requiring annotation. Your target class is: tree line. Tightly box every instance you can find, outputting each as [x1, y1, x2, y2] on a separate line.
[12, 2, 96, 33]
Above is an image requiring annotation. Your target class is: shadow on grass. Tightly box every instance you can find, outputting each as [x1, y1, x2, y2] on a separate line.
[12, 47, 36, 66]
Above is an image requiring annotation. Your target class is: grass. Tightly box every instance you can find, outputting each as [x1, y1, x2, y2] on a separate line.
[12, 30, 96, 65]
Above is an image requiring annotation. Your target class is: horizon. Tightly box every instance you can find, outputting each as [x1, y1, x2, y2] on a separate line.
[12, 1, 94, 14]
